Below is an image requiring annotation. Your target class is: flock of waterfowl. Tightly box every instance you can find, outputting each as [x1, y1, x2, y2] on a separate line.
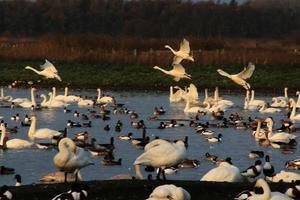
[1, 39, 300, 200]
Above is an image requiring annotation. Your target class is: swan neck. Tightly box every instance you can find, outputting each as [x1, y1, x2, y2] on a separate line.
[28, 116, 36, 140]
[184, 101, 190, 111]
[214, 87, 219, 101]
[31, 88, 36, 106]
[257, 180, 271, 200]
[52, 88, 56, 97]
[255, 121, 262, 137]
[251, 90, 255, 102]
[155, 67, 170, 75]
[291, 103, 296, 118]
[1, 87, 3, 98]
[204, 89, 208, 100]
[97, 89, 101, 100]
[297, 93, 300, 105]
[284, 88, 288, 98]
[134, 164, 144, 179]
[0, 126, 6, 146]
[65, 87, 68, 96]
[26, 66, 41, 75]
[165, 45, 176, 54]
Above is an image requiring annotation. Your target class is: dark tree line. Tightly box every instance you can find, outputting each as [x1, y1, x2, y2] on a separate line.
[0, 0, 299, 39]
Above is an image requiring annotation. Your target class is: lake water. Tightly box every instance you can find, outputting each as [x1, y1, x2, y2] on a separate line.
[0, 88, 299, 186]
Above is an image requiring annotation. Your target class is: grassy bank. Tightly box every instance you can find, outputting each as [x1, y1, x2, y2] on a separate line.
[7, 180, 293, 200]
[0, 61, 299, 91]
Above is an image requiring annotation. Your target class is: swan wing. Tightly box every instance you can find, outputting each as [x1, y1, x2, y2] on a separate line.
[144, 139, 170, 152]
[173, 64, 186, 74]
[35, 128, 62, 139]
[40, 59, 58, 73]
[217, 69, 231, 78]
[179, 38, 190, 54]
[6, 139, 33, 149]
[236, 63, 255, 80]
[173, 56, 183, 65]
[187, 83, 198, 100]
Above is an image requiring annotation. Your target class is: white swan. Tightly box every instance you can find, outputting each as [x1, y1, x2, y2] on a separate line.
[264, 117, 296, 145]
[217, 62, 255, 90]
[147, 184, 191, 200]
[273, 87, 289, 103]
[53, 138, 93, 182]
[165, 38, 194, 65]
[0, 123, 37, 149]
[63, 87, 81, 103]
[247, 178, 292, 200]
[244, 93, 259, 110]
[213, 87, 234, 107]
[40, 94, 50, 108]
[0, 87, 12, 102]
[52, 87, 66, 101]
[252, 118, 267, 141]
[184, 100, 206, 113]
[47, 92, 68, 108]
[289, 98, 300, 121]
[19, 88, 37, 108]
[249, 90, 265, 106]
[296, 91, 300, 108]
[134, 140, 186, 180]
[259, 102, 281, 113]
[27, 114, 62, 141]
[78, 98, 94, 107]
[153, 64, 191, 82]
[96, 88, 114, 103]
[169, 86, 185, 103]
[25, 59, 62, 81]
[266, 170, 300, 183]
[203, 88, 215, 105]
[182, 83, 199, 103]
[200, 158, 243, 182]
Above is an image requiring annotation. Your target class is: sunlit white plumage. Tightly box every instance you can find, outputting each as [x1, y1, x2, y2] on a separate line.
[289, 98, 300, 121]
[165, 38, 194, 65]
[266, 170, 300, 183]
[153, 64, 191, 82]
[19, 88, 37, 108]
[25, 59, 62, 81]
[169, 86, 185, 103]
[217, 63, 255, 90]
[147, 184, 191, 200]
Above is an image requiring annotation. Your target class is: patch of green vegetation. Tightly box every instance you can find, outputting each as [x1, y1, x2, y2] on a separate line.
[0, 61, 299, 91]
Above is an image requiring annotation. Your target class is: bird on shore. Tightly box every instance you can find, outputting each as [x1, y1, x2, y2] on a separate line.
[25, 59, 62, 81]
[153, 64, 191, 82]
[165, 38, 194, 65]
[217, 62, 255, 90]
[146, 184, 191, 200]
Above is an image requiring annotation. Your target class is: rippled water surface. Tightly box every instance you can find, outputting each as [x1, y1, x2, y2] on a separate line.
[0, 88, 299, 185]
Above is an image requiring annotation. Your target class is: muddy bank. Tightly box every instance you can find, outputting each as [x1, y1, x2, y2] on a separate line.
[7, 180, 294, 200]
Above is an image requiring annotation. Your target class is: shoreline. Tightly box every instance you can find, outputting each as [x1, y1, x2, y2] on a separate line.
[6, 179, 293, 200]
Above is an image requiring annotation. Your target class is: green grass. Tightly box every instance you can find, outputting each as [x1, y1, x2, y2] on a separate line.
[0, 61, 299, 91]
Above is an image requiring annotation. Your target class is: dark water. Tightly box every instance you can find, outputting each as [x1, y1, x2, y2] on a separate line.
[0, 88, 299, 186]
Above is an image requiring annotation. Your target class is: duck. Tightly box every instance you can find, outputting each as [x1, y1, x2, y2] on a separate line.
[0, 166, 15, 175]
[146, 184, 191, 200]
[263, 155, 275, 178]
[285, 185, 300, 199]
[104, 124, 110, 131]
[241, 160, 262, 178]
[118, 132, 133, 140]
[178, 159, 200, 168]
[201, 157, 243, 182]
[10, 114, 20, 121]
[53, 138, 94, 183]
[205, 152, 218, 162]
[196, 128, 215, 136]
[73, 111, 80, 118]
[285, 158, 300, 170]
[248, 151, 264, 159]
[67, 120, 81, 128]
[14, 174, 22, 186]
[205, 134, 222, 143]
[82, 121, 92, 128]
[157, 167, 178, 175]
[134, 140, 186, 180]
[101, 158, 122, 166]
[51, 184, 89, 200]
[0, 185, 12, 200]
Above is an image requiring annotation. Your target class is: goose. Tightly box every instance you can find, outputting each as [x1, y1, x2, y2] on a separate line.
[134, 140, 186, 180]
[263, 155, 275, 178]
[19, 88, 37, 108]
[25, 59, 62, 81]
[285, 185, 300, 199]
[96, 88, 114, 103]
[266, 170, 300, 183]
[0, 185, 12, 200]
[201, 157, 243, 182]
[259, 102, 281, 113]
[264, 117, 297, 146]
[217, 62, 255, 90]
[27, 114, 62, 141]
[241, 160, 262, 178]
[53, 138, 94, 183]
[153, 64, 191, 82]
[146, 184, 191, 200]
[246, 178, 292, 200]
[289, 98, 300, 121]
[165, 38, 194, 64]
[14, 174, 22, 186]
[40, 171, 82, 183]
